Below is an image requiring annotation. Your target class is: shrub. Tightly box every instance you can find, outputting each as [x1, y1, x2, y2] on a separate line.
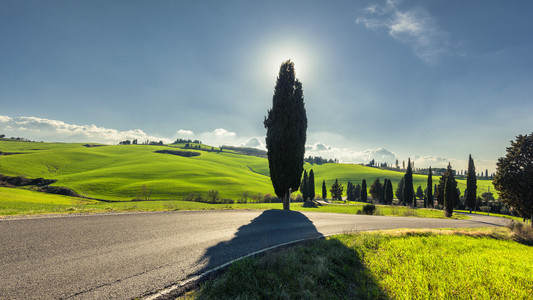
[39, 185, 80, 197]
[480, 206, 491, 213]
[362, 204, 376, 215]
[206, 189, 220, 203]
[183, 192, 205, 202]
[154, 149, 200, 157]
[293, 194, 304, 202]
[500, 206, 511, 215]
[302, 200, 319, 208]
[508, 220, 533, 245]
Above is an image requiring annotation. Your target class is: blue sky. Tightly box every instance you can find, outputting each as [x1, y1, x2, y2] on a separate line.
[1, 0, 532, 172]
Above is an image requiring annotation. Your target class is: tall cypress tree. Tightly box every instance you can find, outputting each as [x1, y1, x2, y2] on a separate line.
[361, 179, 368, 203]
[346, 182, 354, 201]
[444, 163, 457, 217]
[264, 60, 307, 210]
[403, 158, 414, 207]
[466, 154, 477, 213]
[322, 179, 327, 200]
[354, 184, 362, 201]
[382, 179, 388, 204]
[383, 179, 393, 205]
[301, 170, 309, 201]
[309, 169, 315, 201]
[427, 167, 433, 208]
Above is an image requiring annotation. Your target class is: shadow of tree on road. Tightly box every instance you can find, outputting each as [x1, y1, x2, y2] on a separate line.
[195, 209, 324, 275]
[194, 209, 387, 299]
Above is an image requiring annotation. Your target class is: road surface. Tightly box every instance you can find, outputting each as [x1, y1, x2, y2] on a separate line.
[0, 210, 509, 299]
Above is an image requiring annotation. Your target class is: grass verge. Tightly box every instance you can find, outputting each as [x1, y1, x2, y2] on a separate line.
[455, 210, 522, 221]
[185, 227, 533, 299]
[0, 187, 467, 220]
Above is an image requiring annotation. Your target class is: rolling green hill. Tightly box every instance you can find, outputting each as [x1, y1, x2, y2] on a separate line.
[0, 140, 495, 201]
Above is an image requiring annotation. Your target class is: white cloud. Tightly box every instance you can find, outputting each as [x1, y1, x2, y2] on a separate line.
[356, 0, 448, 64]
[0, 115, 12, 122]
[305, 142, 398, 164]
[243, 137, 263, 148]
[0, 116, 172, 144]
[212, 128, 236, 137]
[177, 129, 194, 136]
[196, 128, 244, 146]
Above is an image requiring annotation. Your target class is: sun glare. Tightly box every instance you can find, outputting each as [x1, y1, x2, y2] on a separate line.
[259, 40, 316, 84]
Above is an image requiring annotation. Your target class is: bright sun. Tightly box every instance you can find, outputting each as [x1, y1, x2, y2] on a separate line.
[259, 40, 315, 84]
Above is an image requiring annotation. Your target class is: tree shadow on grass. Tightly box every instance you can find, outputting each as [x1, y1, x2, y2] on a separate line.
[194, 209, 387, 299]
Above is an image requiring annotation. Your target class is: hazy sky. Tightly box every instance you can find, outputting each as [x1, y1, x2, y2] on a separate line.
[1, 0, 532, 172]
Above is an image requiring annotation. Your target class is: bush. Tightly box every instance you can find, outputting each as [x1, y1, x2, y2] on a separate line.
[206, 189, 220, 203]
[293, 194, 304, 203]
[500, 206, 511, 215]
[508, 220, 533, 245]
[302, 200, 319, 208]
[220, 198, 234, 204]
[479, 206, 491, 213]
[154, 149, 201, 157]
[39, 185, 80, 197]
[362, 204, 376, 215]
[183, 192, 206, 202]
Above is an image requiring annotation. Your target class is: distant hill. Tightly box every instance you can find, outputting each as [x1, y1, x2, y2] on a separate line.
[0, 140, 495, 201]
[221, 145, 267, 158]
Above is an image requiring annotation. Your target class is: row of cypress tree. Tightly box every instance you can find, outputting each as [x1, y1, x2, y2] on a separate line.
[300, 156, 479, 219]
[300, 169, 315, 201]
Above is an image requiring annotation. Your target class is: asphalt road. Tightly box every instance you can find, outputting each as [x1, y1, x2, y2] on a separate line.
[0, 210, 509, 299]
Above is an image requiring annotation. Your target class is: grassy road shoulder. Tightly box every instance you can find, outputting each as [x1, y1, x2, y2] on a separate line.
[185, 227, 533, 299]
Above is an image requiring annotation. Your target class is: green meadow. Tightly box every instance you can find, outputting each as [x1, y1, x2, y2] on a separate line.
[190, 228, 533, 299]
[1, 140, 495, 212]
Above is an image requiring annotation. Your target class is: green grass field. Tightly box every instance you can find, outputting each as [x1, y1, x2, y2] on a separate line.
[0, 186, 470, 220]
[0, 140, 495, 204]
[189, 227, 533, 299]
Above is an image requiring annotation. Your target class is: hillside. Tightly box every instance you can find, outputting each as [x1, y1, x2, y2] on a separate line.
[0, 140, 495, 201]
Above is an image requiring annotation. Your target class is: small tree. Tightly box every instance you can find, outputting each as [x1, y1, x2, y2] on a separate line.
[347, 182, 355, 201]
[427, 167, 433, 208]
[443, 163, 457, 217]
[403, 158, 414, 207]
[416, 185, 424, 200]
[361, 179, 368, 203]
[395, 177, 405, 205]
[301, 170, 309, 201]
[330, 179, 344, 201]
[206, 189, 220, 204]
[383, 179, 393, 205]
[369, 178, 382, 202]
[382, 179, 388, 203]
[322, 179, 327, 200]
[435, 174, 446, 206]
[309, 169, 315, 201]
[466, 154, 477, 213]
[354, 184, 362, 201]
